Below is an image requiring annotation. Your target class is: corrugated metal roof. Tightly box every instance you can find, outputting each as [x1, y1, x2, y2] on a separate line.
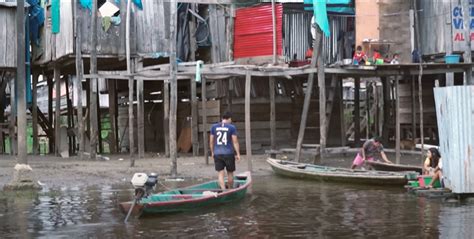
[434, 86, 474, 194]
[234, 4, 283, 59]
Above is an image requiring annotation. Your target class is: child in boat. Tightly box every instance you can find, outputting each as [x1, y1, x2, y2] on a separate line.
[423, 148, 441, 175]
[353, 45, 367, 65]
[351, 137, 393, 169]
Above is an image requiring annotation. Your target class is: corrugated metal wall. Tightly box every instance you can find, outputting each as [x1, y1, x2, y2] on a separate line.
[0, 5, 18, 68]
[434, 86, 474, 194]
[418, 0, 474, 56]
[234, 4, 283, 59]
[283, 9, 347, 63]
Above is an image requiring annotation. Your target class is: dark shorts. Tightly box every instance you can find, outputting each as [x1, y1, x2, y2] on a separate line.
[214, 154, 236, 172]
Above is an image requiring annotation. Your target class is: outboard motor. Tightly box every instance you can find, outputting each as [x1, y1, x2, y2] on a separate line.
[130, 173, 158, 201]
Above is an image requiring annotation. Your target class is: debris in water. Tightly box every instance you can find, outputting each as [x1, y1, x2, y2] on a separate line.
[165, 178, 185, 182]
[118, 158, 124, 161]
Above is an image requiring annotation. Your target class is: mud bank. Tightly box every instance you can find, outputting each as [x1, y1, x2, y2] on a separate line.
[0, 151, 422, 189]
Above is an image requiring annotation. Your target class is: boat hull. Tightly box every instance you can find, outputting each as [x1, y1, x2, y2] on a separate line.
[366, 161, 423, 174]
[267, 158, 408, 186]
[120, 172, 251, 216]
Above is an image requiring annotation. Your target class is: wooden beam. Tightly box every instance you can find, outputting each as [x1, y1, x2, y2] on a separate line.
[395, 76, 401, 164]
[89, 0, 98, 160]
[189, 8, 199, 157]
[338, 77, 346, 146]
[16, 0, 27, 163]
[163, 80, 170, 157]
[96, 82, 102, 154]
[411, 77, 417, 140]
[74, 0, 84, 159]
[32, 73, 39, 155]
[245, 72, 252, 171]
[65, 77, 74, 155]
[170, 0, 178, 176]
[54, 66, 61, 156]
[354, 77, 361, 147]
[9, 77, 16, 155]
[137, 65, 145, 159]
[269, 76, 276, 150]
[108, 79, 118, 154]
[227, 5, 235, 61]
[126, 0, 135, 166]
[48, 76, 53, 154]
[202, 76, 209, 164]
[318, 34, 326, 160]
[295, 27, 322, 162]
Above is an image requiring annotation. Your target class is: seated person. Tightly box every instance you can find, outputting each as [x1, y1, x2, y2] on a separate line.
[353, 46, 367, 65]
[372, 49, 382, 61]
[390, 53, 400, 64]
[423, 148, 440, 175]
[351, 137, 393, 169]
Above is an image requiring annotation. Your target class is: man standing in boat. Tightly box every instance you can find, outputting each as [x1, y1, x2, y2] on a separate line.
[210, 112, 241, 190]
[351, 137, 392, 169]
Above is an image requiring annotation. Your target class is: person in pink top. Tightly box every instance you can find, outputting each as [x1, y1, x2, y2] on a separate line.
[351, 137, 393, 169]
[353, 45, 367, 65]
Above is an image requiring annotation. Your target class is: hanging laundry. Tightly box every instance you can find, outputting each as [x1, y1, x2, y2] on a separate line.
[132, 0, 143, 10]
[111, 16, 121, 25]
[312, 0, 330, 36]
[102, 16, 112, 32]
[51, 0, 60, 34]
[26, 0, 45, 46]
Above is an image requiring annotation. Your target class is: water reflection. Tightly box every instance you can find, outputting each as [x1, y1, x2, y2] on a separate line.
[0, 176, 472, 237]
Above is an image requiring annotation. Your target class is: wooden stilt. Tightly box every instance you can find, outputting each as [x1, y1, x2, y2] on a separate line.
[318, 47, 326, 159]
[75, 0, 84, 159]
[227, 5, 235, 61]
[169, 0, 178, 176]
[202, 76, 209, 164]
[126, 0, 135, 166]
[226, 78, 233, 113]
[395, 76, 401, 164]
[209, 5, 220, 63]
[191, 77, 198, 156]
[9, 77, 16, 155]
[108, 79, 118, 154]
[295, 27, 322, 162]
[48, 76, 53, 154]
[16, 0, 27, 163]
[96, 86, 102, 154]
[269, 76, 276, 150]
[0, 75, 7, 154]
[89, 0, 98, 160]
[65, 77, 73, 155]
[163, 80, 170, 157]
[338, 77, 346, 146]
[54, 66, 61, 156]
[411, 77, 417, 140]
[354, 77, 361, 147]
[137, 64, 145, 159]
[245, 72, 252, 171]
[32, 73, 39, 155]
[189, 4, 199, 157]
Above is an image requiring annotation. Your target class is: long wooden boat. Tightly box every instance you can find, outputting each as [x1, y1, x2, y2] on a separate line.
[120, 171, 251, 216]
[366, 160, 423, 174]
[267, 158, 412, 186]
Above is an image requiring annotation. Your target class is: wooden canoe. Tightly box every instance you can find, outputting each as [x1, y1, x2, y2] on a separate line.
[119, 171, 251, 216]
[366, 160, 423, 174]
[267, 158, 411, 186]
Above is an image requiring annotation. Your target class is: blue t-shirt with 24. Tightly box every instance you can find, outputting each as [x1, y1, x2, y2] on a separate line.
[211, 123, 237, 156]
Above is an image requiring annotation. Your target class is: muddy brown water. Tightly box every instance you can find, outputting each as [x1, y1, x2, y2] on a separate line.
[0, 175, 473, 238]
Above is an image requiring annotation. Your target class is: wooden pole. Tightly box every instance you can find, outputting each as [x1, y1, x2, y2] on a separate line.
[74, 6, 85, 159]
[126, 0, 135, 166]
[462, 0, 473, 85]
[89, 0, 98, 160]
[16, 0, 27, 163]
[169, 0, 178, 176]
[269, 76, 276, 150]
[32, 73, 39, 155]
[227, 5, 235, 61]
[96, 84, 102, 154]
[271, 0, 277, 64]
[9, 77, 16, 155]
[189, 7, 198, 156]
[443, 7, 454, 86]
[318, 39, 326, 159]
[295, 27, 322, 162]
[338, 77, 346, 146]
[163, 80, 170, 157]
[245, 72, 252, 171]
[413, 0, 425, 160]
[354, 77, 361, 147]
[137, 66, 145, 158]
[395, 76, 401, 164]
[108, 79, 118, 153]
[202, 76, 209, 164]
[65, 77, 73, 154]
[54, 66, 61, 156]
[48, 76, 53, 154]
[411, 77, 417, 140]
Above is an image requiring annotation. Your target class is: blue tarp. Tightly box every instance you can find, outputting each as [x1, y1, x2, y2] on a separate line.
[303, 0, 354, 15]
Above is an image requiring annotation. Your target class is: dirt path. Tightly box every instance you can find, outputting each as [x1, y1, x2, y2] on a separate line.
[0, 151, 423, 189]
